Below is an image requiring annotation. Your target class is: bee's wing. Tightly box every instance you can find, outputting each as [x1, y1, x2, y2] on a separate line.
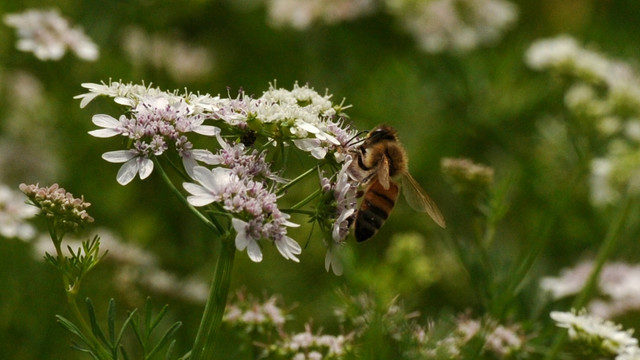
[377, 155, 391, 189]
[401, 174, 446, 228]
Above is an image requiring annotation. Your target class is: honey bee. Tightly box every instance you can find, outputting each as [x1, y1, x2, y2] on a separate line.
[349, 125, 446, 242]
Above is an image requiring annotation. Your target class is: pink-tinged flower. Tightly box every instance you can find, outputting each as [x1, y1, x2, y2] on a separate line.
[87, 94, 221, 184]
[183, 166, 235, 206]
[232, 218, 263, 262]
[102, 150, 154, 185]
[19, 183, 94, 232]
[275, 234, 302, 262]
[325, 245, 344, 276]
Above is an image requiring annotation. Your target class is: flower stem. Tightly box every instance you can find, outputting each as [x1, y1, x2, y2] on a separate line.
[154, 157, 223, 235]
[290, 189, 322, 210]
[49, 225, 110, 359]
[277, 166, 318, 195]
[544, 194, 632, 360]
[190, 236, 236, 359]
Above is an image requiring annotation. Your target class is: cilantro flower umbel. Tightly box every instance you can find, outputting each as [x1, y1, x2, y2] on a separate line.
[551, 309, 639, 357]
[183, 132, 302, 263]
[80, 80, 362, 270]
[87, 94, 220, 184]
[19, 183, 94, 234]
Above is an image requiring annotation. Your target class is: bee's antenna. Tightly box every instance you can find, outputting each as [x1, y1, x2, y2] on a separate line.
[345, 130, 369, 147]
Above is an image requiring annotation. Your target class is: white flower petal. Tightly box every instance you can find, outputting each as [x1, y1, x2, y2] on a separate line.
[193, 125, 220, 136]
[89, 128, 120, 138]
[76, 92, 101, 108]
[325, 248, 343, 276]
[191, 149, 221, 165]
[102, 150, 136, 163]
[201, 167, 234, 194]
[92, 114, 120, 128]
[246, 240, 263, 262]
[137, 158, 154, 179]
[116, 159, 140, 185]
[275, 236, 301, 262]
[296, 121, 320, 133]
[186, 193, 217, 207]
[232, 218, 249, 251]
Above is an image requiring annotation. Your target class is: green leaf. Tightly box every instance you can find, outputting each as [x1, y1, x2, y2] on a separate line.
[164, 340, 176, 360]
[56, 315, 91, 346]
[145, 297, 153, 338]
[86, 298, 109, 347]
[108, 298, 116, 344]
[129, 312, 145, 350]
[120, 345, 130, 360]
[146, 322, 182, 360]
[149, 304, 169, 335]
[116, 308, 138, 350]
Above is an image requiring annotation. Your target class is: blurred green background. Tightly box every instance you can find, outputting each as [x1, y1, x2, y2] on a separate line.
[2, 0, 640, 359]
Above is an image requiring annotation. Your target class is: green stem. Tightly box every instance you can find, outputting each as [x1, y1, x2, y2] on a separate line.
[49, 224, 110, 359]
[277, 166, 318, 196]
[572, 195, 632, 308]
[153, 158, 223, 235]
[290, 189, 322, 210]
[191, 237, 236, 360]
[545, 194, 632, 360]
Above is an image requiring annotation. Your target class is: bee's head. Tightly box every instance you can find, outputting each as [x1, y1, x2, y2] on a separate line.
[366, 125, 398, 143]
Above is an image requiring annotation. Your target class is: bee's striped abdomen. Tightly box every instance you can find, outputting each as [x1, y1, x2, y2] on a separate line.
[354, 179, 399, 242]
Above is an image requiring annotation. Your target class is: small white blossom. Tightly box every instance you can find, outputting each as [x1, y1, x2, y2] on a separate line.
[551, 309, 638, 356]
[0, 185, 38, 240]
[102, 150, 154, 185]
[86, 91, 221, 184]
[540, 260, 594, 299]
[277, 324, 350, 359]
[224, 293, 287, 329]
[387, 0, 518, 54]
[3, 8, 98, 61]
[265, 0, 376, 29]
[122, 26, 214, 82]
[232, 218, 263, 263]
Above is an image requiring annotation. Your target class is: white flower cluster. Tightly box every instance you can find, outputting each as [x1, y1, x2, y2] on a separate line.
[385, 0, 518, 53]
[541, 260, 640, 319]
[320, 156, 359, 275]
[224, 293, 286, 330]
[122, 26, 214, 82]
[20, 183, 94, 232]
[80, 80, 358, 264]
[275, 324, 350, 360]
[526, 35, 640, 206]
[258, 0, 518, 53]
[3, 8, 98, 61]
[416, 316, 523, 358]
[264, 0, 376, 29]
[0, 184, 38, 240]
[551, 309, 639, 358]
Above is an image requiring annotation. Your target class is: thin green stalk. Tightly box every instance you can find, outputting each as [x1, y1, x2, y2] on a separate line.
[290, 188, 322, 210]
[277, 166, 318, 195]
[545, 194, 632, 360]
[49, 226, 110, 359]
[191, 237, 236, 360]
[153, 158, 223, 235]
